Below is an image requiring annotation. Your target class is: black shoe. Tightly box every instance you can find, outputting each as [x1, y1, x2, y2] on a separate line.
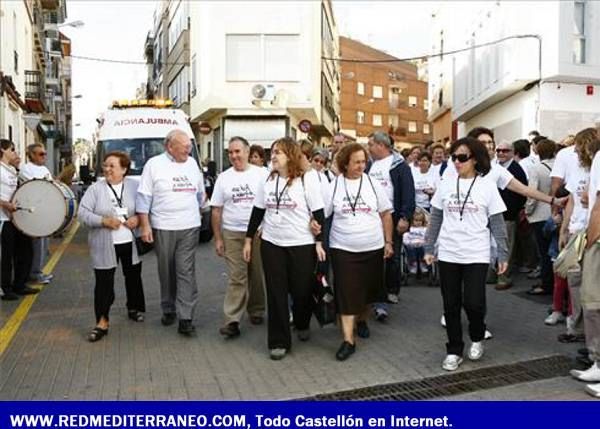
[578, 348, 589, 356]
[356, 321, 370, 339]
[161, 312, 176, 326]
[336, 341, 356, 361]
[14, 286, 40, 295]
[128, 310, 145, 322]
[1, 290, 19, 301]
[219, 322, 240, 339]
[178, 319, 196, 335]
[557, 333, 585, 343]
[576, 354, 593, 367]
[87, 327, 108, 342]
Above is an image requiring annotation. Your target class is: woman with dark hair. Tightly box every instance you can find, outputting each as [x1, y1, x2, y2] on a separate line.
[412, 151, 438, 211]
[78, 151, 145, 342]
[249, 145, 267, 168]
[243, 137, 326, 360]
[425, 137, 508, 371]
[1, 139, 38, 300]
[327, 143, 394, 360]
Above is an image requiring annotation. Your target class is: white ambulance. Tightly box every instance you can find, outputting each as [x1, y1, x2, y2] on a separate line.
[94, 99, 212, 242]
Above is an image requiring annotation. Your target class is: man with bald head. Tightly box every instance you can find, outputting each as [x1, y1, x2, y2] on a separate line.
[137, 129, 205, 336]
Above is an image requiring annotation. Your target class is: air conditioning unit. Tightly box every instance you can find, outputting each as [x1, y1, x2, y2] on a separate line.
[251, 84, 276, 102]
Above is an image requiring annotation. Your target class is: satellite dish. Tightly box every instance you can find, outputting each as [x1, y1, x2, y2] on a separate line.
[252, 84, 266, 99]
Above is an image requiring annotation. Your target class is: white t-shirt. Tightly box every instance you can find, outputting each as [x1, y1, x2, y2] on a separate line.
[431, 174, 507, 264]
[551, 145, 578, 184]
[326, 174, 392, 252]
[565, 166, 590, 234]
[0, 162, 18, 221]
[588, 152, 600, 224]
[519, 155, 538, 181]
[368, 154, 394, 207]
[254, 172, 324, 247]
[137, 153, 204, 230]
[210, 165, 269, 232]
[106, 182, 134, 244]
[412, 168, 439, 209]
[441, 161, 513, 190]
[19, 163, 52, 181]
[430, 163, 443, 177]
[312, 169, 333, 203]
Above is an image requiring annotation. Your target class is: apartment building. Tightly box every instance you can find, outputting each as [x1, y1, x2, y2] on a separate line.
[339, 36, 430, 148]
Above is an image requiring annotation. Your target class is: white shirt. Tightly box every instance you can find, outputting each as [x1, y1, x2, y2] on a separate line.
[519, 155, 538, 181]
[254, 173, 324, 247]
[0, 162, 18, 221]
[137, 153, 204, 230]
[588, 152, 600, 224]
[368, 154, 394, 207]
[441, 161, 513, 190]
[431, 174, 507, 264]
[309, 168, 332, 205]
[551, 145, 578, 184]
[430, 163, 443, 177]
[210, 164, 268, 232]
[106, 182, 134, 244]
[412, 168, 439, 209]
[565, 165, 590, 234]
[19, 163, 52, 181]
[326, 174, 392, 252]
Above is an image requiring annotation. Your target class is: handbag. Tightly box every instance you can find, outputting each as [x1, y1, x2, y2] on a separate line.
[553, 231, 586, 278]
[135, 236, 154, 255]
[312, 273, 336, 326]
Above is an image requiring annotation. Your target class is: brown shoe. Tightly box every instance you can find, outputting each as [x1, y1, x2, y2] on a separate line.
[494, 282, 512, 291]
[249, 315, 264, 325]
[219, 322, 240, 338]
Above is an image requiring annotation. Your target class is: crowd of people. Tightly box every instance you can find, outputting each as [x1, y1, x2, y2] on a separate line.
[2, 119, 600, 398]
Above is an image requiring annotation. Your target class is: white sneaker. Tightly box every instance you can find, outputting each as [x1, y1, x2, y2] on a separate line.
[442, 354, 463, 371]
[566, 315, 577, 335]
[584, 383, 600, 398]
[468, 341, 484, 360]
[387, 293, 399, 304]
[545, 311, 566, 325]
[409, 264, 418, 274]
[440, 315, 446, 327]
[484, 329, 493, 340]
[570, 362, 600, 382]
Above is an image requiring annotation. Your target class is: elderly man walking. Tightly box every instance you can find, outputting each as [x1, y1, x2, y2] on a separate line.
[18, 143, 54, 284]
[137, 130, 205, 336]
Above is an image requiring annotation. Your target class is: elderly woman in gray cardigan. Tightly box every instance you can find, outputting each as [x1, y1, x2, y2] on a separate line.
[78, 151, 145, 342]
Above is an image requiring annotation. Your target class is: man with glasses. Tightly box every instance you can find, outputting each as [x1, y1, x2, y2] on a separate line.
[19, 144, 54, 285]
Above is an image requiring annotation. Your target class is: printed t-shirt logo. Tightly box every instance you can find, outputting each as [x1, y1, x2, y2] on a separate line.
[341, 194, 372, 215]
[172, 175, 197, 193]
[370, 170, 389, 188]
[447, 191, 479, 215]
[231, 184, 255, 204]
[266, 189, 297, 210]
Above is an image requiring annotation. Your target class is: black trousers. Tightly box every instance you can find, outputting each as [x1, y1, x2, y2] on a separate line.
[385, 230, 402, 295]
[261, 240, 316, 350]
[532, 221, 554, 292]
[1, 221, 33, 293]
[438, 261, 488, 355]
[93, 242, 145, 323]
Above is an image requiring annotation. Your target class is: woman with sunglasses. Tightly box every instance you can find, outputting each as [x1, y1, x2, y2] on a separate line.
[425, 137, 509, 371]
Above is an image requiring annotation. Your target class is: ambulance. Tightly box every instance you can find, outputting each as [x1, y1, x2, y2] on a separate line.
[94, 99, 212, 242]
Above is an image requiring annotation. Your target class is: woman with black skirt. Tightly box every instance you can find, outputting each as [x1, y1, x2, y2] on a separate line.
[243, 137, 326, 360]
[326, 143, 394, 361]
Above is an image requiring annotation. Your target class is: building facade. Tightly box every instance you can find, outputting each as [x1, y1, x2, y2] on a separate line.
[0, 0, 73, 173]
[429, 1, 600, 144]
[187, 0, 340, 170]
[339, 36, 430, 148]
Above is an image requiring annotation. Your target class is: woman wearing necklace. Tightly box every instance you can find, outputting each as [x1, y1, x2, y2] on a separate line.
[244, 137, 326, 360]
[425, 137, 508, 371]
[326, 143, 394, 361]
[78, 151, 146, 342]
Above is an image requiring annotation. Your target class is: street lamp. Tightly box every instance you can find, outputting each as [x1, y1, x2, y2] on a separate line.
[58, 20, 85, 29]
[73, 94, 83, 99]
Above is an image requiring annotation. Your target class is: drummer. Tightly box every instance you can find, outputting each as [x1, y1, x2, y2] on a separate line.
[18, 143, 54, 285]
[1, 139, 39, 301]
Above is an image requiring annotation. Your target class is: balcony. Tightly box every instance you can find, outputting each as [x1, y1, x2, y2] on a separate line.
[40, 0, 59, 10]
[46, 38, 62, 57]
[43, 11, 59, 30]
[24, 70, 45, 113]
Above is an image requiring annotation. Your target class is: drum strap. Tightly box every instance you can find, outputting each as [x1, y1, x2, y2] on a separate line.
[107, 183, 124, 209]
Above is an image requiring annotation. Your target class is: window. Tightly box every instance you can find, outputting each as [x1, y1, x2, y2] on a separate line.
[372, 85, 383, 99]
[226, 34, 300, 81]
[408, 96, 418, 107]
[373, 114, 383, 126]
[357, 82, 365, 95]
[423, 123, 430, 134]
[168, 2, 187, 52]
[424, 99, 429, 111]
[357, 111, 365, 124]
[573, 0, 586, 64]
[388, 115, 399, 127]
[408, 121, 417, 133]
[168, 67, 189, 106]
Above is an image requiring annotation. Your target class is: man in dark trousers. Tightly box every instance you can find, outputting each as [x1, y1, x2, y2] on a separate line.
[494, 140, 528, 289]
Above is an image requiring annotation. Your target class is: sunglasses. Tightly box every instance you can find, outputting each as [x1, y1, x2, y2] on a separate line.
[35, 152, 47, 156]
[496, 148, 511, 154]
[451, 153, 473, 163]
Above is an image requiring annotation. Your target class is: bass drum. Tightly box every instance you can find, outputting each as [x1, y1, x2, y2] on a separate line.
[11, 179, 77, 238]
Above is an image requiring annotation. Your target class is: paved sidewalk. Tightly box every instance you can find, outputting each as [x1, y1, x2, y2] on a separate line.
[0, 226, 588, 400]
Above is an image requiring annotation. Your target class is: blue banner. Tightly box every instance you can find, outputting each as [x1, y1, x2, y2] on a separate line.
[0, 402, 598, 429]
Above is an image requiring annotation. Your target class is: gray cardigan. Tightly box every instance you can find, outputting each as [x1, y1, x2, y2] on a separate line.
[78, 177, 140, 269]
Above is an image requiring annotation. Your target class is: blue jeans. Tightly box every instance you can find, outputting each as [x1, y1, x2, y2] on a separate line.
[406, 246, 424, 266]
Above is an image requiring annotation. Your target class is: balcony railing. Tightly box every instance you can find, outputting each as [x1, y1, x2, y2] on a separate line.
[25, 70, 43, 100]
[44, 11, 59, 24]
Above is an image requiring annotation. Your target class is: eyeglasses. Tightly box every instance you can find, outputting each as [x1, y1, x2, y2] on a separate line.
[312, 158, 325, 165]
[495, 148, 511, 154]
[35, 152, 47, 156]
[451, 153, 473, 163]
